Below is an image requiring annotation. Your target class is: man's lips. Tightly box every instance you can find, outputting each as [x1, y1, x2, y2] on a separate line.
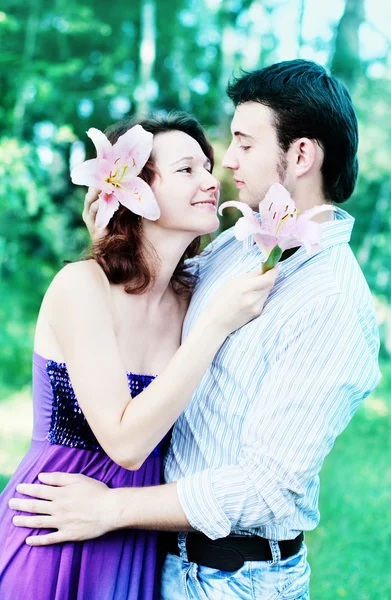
[234, 178, 245, 187]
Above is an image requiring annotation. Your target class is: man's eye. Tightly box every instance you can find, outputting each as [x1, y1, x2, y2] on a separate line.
[178, 167, 192, 173]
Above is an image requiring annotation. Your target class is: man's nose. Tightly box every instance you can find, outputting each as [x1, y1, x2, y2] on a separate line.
[222, 146, 239, 170]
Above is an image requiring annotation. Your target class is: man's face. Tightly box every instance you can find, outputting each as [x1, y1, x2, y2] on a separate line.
[222, 102, 287, 209]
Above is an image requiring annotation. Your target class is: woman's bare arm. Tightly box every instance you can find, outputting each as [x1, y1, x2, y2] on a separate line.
[45, 260, 276, 470]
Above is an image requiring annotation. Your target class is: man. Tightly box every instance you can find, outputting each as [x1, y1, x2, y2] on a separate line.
[11, 60, 380, 599]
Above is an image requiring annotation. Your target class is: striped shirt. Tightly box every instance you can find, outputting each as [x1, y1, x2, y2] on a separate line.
[164, 208, 381, 541]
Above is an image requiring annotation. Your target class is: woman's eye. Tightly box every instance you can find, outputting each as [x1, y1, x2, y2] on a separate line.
[240, 145, 251, 151]
[178, 167, 192, 173]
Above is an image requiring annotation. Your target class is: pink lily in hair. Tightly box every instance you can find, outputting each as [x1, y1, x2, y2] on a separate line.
[219, 183, 335, 272]
[71, 125, 160, 228]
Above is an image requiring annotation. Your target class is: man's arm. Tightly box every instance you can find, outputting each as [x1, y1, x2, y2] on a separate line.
[11, 475, 193, 546]
[11, 294, 380, 544]
[176, 294, 381, 539]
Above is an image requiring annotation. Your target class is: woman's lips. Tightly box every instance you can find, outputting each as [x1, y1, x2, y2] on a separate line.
[192, 198, 217, 210]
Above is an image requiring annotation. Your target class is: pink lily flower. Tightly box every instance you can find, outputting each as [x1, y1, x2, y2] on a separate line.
[71, 125, 160, 228]
[219, 183, 335, 270]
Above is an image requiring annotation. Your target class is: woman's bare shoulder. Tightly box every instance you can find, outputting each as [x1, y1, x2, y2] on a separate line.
[40, 261, 111, 318]
[50, 259, 109, 294]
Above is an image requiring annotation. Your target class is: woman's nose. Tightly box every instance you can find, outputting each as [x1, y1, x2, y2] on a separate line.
[202, 171, 220, 191]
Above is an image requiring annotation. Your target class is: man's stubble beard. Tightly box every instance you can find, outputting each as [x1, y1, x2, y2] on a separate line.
[250, 149, 289, 209]
[277, 149, 288, 185]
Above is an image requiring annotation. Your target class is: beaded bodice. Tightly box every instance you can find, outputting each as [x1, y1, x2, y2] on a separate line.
[45, 359, 157, 452]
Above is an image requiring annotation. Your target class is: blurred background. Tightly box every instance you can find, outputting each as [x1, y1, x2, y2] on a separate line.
[0, 0, 390, 597]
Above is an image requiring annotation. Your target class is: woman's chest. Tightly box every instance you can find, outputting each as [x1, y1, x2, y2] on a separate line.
[114, 300, 186, 374]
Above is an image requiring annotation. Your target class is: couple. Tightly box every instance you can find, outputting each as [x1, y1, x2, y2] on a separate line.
[0, 59, 380, 600]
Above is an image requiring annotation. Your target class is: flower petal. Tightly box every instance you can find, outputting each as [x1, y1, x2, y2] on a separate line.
[255, 232, 280, 255]
[279, 220, 323, 254]
[295, 219, 323, 252]
[113, 125, 153, 177]
[71, 158, 112, 188]
[259, 183, 297, 234]
[234, 216, 262, 241]
[95, 192, 120, 229]
[115, 177, 160, 220]
[277, 203, 335, 238]
[219, 201, 255, 220]
[250, 234, 267, 259]
[299, 204, 336, 221]
[86, 128, 113, 160]
[277, 235, 303, 252]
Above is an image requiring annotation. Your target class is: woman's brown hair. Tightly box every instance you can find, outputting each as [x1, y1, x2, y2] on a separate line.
[89, 111, 214, 298]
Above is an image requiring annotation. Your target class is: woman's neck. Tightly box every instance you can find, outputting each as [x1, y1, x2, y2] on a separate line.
[140, 224, 196, 306]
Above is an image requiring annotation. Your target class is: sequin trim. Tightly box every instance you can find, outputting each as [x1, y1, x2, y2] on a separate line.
[45, 360, 162, 454]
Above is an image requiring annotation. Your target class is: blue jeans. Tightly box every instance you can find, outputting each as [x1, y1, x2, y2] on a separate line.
[160, 533, 310, 599]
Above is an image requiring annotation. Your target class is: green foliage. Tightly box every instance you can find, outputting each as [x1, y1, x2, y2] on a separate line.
[0, 137, 87, 392]
[307, 362, 391, 599]
[342, 75, 391, 357]
[0, 0, 389, 385]
[0, 2, 390, 598]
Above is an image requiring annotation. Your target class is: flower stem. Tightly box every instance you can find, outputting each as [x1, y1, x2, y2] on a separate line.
[261, 245, 283, 273]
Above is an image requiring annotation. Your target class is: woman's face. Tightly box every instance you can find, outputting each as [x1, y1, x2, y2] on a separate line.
[149, 130, 220, 236]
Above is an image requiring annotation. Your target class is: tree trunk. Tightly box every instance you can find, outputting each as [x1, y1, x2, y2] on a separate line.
[13, 0, 41, 138]
[330, 0, 365, 89]
[297, 0, 305, 57]
[171, 37, 191, 112]
[357, 181, 389, 267]
[217, 0, 244, 132]
[136, 0, 156, 118]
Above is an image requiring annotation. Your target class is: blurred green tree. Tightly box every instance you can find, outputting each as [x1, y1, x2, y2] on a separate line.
[0, 0, 390, 392]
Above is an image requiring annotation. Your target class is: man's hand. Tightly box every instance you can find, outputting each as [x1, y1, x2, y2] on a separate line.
[10, 473, 191, 543]
[9, 472, 117, 546]
[82, 187, 107, 243]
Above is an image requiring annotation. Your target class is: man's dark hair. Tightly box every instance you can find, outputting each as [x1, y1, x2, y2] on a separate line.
[227, 59, 358, 203]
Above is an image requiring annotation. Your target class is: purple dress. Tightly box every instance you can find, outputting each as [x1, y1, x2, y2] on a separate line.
[0, 351, 167, 600]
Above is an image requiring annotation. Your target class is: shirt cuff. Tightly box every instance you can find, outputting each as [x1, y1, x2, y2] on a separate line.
[177, 469, 231, 540]
[177, 460, 293, 538]
[212, 461, 293, 527]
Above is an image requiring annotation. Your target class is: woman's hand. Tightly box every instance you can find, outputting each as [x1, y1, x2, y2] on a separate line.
[205, 267, 278, 336]
[82, 187, 107, 243]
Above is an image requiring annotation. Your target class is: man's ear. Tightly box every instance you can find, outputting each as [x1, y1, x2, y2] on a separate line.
[289, 138, 323, 178]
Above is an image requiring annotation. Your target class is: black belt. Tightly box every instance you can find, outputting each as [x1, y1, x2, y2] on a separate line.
[161, 531, 304, 572]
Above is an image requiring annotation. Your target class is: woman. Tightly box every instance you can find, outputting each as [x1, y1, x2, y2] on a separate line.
[0, 112, 276, 600]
